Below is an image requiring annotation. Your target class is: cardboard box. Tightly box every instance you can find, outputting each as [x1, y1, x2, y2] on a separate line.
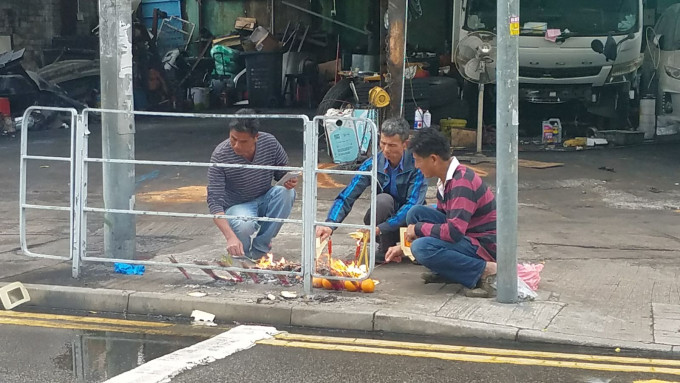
[212, 35, 241, 48]
[235, 17, 257, 31]
[451, 128, 477, 148]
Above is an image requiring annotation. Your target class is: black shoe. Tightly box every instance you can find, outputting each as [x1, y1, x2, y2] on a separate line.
[421, 272, 449, 284]
[374, 251, 386, 264]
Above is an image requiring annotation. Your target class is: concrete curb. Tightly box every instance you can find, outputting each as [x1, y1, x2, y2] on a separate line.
[10, 283, 676, 353]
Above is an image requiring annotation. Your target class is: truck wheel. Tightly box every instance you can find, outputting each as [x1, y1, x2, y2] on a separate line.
[316, 79, 353, 116]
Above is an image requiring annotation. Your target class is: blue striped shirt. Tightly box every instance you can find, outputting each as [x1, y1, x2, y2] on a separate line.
[207, 132, 288, 214]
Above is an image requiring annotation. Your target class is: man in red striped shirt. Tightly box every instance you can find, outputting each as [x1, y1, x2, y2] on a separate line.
[386, 128, 497, 291]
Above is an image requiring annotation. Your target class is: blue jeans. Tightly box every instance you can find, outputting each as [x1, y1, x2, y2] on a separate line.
[406, 205, 486, 288]
[225, 186, 295, 259]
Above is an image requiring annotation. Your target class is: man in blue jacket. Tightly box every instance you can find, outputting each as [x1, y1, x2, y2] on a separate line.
[316, 118, 428, 262]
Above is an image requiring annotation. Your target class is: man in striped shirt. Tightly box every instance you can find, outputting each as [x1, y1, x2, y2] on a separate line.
[386, 128, 497, 291]
[207, 109, 297, 261]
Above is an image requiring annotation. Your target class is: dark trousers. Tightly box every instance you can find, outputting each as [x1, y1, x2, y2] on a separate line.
[363, 193, 401, 253]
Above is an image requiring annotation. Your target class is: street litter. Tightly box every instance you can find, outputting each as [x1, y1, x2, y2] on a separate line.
[0, 282, 31, 310]
[190, 310, 216, 326]
[517, 263, 544, 291]
[114, 263, 145, 275]
[598, 166, 616, 173]
[280, 291, 297, 299]
[518, 159, 564, 169]
[187, 292, 207, 297]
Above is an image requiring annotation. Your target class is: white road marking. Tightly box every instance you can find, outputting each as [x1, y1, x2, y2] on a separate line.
[105, 325, 279, 383]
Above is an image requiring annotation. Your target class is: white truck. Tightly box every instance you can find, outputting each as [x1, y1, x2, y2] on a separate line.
[453, 0, 644, 128]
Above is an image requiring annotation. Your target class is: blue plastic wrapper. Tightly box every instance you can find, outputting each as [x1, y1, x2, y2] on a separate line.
[114, 263, 145, 275]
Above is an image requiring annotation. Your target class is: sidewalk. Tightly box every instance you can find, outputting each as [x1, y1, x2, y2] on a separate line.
[2, 121, 680, 353]
[3, 182, 680, 353]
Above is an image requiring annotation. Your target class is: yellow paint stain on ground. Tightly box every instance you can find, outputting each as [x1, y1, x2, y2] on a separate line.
[634, 380, 680, 383]
[137, 185, 206, 203]
[317, 163, 347, 189]
[466, 165, 489, 178]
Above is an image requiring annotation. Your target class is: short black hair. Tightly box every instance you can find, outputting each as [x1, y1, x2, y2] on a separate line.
[229, 108, 260, 135]
[408, 128, 451, 160]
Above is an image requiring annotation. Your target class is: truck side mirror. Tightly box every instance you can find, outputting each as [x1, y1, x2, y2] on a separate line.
[603, 34, 618, 61]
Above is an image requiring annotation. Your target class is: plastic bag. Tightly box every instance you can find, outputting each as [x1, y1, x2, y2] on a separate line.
[491, 276, 538, 301]
[114, 263, 145, 275]
[517, 277, 537, 300]
[517, 263, 544, 291]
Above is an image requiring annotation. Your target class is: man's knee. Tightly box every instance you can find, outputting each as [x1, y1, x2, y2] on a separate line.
[270, 185, 296, 204]
[376, 193, 395, 208]
[410, 237, 437, 263]
[406, 205, 430, 224]
[229, 219, 259, 237]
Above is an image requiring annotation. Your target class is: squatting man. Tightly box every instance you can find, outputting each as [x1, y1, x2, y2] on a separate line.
[207, 109, 297, 261]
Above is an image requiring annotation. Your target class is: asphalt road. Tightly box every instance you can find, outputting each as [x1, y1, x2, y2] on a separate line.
[171, 333, 680, 383]
[0, 309, 223, 383]
[4, 309, 679, 383]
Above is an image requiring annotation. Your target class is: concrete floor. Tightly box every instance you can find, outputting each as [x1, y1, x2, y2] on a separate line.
[1, 112, 679, 350]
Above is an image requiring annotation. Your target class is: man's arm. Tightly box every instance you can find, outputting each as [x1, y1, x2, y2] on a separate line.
[272, 139, 289, 181]
[213, 213, 244, 256]
[378, 169, 427, 233]
[207, 148, 244, 255]
[324, 157, 374, 227]
[414, 178, 474, 243]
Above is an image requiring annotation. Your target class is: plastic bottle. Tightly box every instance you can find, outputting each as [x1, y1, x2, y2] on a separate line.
[414, 108, 424, 130]
[423, 110, 432, 128]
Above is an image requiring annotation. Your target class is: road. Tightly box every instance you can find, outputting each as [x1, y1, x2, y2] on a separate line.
[0, 309, 224, 383]
[3, 310, 680, 383]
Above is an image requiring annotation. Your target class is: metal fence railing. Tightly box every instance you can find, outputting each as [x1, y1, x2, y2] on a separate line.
[19, 108, 379, 295]
[19, 106, 78, 261]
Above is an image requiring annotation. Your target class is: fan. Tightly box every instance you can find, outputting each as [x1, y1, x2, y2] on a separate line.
[454, 31, 497, 154]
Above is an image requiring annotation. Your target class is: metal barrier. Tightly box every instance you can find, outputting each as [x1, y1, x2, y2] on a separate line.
[20, 107, 379, 296]
[309, 116, 379, 285]
[19, 106, 78, 261]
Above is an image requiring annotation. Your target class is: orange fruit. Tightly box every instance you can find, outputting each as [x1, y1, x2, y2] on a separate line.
[321, 279, 333, 290]
[312, 277, 323, 288]
[360, 279, 375, 293]
[344, 280, 359, 292]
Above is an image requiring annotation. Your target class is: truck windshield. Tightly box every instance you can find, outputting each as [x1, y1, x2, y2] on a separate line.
[465, 0, 639, 36]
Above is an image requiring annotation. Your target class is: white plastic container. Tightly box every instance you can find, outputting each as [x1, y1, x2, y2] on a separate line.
[414, 108, 424, 130]
[423, 110, 432, 128]
[189, 87, 210, 110]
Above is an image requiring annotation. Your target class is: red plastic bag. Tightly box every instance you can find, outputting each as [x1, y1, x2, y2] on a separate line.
[517, 263, 544, 291]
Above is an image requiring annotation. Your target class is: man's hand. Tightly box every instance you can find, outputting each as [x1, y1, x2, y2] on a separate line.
[385, 245, 404, 263]
[316, 225, 333, 240]
[225, 234, 245, 256]
[283, 177, 298, 190]
[405, 224, 417, 242]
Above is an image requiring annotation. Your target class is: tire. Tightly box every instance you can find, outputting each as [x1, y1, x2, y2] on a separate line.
[316, 79, 353, 115]
[428, 77, 460, 108]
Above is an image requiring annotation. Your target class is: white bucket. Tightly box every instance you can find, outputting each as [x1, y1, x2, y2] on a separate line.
[189, 87, 209, 110]
[639, 97, 656, 139]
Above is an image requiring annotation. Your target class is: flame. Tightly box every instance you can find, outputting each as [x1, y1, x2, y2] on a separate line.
[320, 254, 366, 278]
[256, 253, 287, 268]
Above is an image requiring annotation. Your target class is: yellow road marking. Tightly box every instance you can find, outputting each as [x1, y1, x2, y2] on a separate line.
[274, 333, 680, 368]
[258, 338, 680, 376]
[0, 317, 183, 335]
[0, 310, 172, 328]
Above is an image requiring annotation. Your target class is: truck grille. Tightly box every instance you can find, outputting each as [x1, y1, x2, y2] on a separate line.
[519, 66, 602, 78]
